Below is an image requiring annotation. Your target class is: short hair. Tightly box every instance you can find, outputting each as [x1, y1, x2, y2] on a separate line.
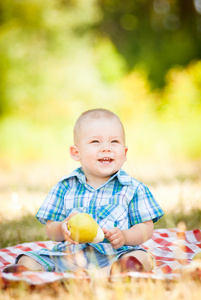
[73, 108, 125, 145]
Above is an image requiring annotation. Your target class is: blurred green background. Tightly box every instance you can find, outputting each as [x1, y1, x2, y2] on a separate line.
[0, 0, 201, 224]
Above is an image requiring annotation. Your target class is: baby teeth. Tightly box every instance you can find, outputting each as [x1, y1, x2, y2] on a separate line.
[100, 157, 112, 163]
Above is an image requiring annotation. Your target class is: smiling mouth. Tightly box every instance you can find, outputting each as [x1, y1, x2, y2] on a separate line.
[98, 157, 113, 163]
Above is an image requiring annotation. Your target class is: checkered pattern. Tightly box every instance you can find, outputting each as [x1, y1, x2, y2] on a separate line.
[0, 228, 200, 285]
[36, 167, 164, 255]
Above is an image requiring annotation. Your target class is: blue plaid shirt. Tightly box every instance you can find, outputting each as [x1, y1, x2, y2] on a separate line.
[36, 167, 164, 256]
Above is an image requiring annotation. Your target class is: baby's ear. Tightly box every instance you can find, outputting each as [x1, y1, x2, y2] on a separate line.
[124, 146, 128, 161]
[69, 145, 80, 161]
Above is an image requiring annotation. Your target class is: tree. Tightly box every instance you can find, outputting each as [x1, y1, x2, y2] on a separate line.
[96, 0, 201, 88]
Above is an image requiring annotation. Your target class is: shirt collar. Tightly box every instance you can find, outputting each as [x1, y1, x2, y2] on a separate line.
[60, 167, 86, 184]
[115, 169, 133, 185]
[60, 167, 132, 187]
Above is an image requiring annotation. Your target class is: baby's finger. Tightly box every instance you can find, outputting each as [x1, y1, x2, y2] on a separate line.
[61, 222, 76, 243]
[112, 243, 122, 249]
[68, 237, 79, 245]
[104, 228, 113, 237]
[66, 212, 77, 221]
[102, 227, 108, 234]
[111, 238, 123, 249]
[63, 231, 78, 245]
[104, 228, 118, 239]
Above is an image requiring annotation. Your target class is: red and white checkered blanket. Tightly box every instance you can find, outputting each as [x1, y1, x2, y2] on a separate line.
[0, 228, 201, 285]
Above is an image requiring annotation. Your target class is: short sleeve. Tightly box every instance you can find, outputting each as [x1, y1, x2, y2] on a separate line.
[128, 183, 164, 225]
[36, 181, 68, 224]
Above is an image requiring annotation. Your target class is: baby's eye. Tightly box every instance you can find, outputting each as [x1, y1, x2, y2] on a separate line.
[111, 140, 119, 143]
[91, 140, 99, 143]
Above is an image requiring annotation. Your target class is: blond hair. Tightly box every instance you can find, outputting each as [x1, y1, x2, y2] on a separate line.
[73, 109, 125, 145]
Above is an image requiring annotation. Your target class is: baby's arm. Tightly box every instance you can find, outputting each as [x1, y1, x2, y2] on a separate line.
[46, 213, 78, 244]
[103, 220, 154, 249]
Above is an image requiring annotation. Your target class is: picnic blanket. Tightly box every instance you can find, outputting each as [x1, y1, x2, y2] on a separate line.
[0, 228, 201, 285]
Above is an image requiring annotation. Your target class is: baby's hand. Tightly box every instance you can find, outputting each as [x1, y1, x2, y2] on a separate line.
[60, 213, 78, 245]
[102, 227, 125, 249]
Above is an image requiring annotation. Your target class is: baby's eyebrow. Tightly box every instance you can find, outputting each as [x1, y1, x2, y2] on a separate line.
[110, 136, 124, 141]
[89, 135, 121, 138]
[87, 137, 101, 142]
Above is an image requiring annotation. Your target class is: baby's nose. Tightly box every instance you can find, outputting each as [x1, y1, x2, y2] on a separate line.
[101, 145, 111, 152]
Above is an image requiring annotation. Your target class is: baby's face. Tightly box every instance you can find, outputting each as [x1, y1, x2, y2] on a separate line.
[73, 117, 128, 184]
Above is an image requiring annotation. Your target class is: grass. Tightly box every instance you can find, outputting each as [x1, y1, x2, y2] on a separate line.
[0, 165, 201, 299]
[1, 209, 201, 299]
[0, 209, 201, 249]
[155, 209, 201, 231]
[0, 214, 46, 249]
[1, 270, 201, 300]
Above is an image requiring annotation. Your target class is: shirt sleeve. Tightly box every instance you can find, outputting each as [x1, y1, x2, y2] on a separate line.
[36, 181, 68, 224]
[128, 183, 164, 225]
